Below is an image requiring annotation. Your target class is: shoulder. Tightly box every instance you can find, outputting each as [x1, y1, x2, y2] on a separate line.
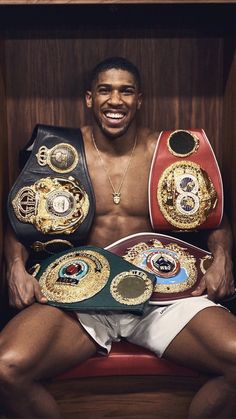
[138, 126, 160, 153]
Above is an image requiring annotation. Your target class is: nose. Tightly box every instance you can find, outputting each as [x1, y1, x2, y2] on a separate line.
[108, 90, 122, 105]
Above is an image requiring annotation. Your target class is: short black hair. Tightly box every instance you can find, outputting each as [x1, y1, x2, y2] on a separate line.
[89, 57, 141, 90]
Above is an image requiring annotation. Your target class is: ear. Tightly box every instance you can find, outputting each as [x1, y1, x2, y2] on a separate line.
[137, 93, 143, 110]
[85, 90, 93, 108]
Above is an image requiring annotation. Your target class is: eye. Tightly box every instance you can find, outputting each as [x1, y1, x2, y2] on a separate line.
[97, 86, 110, 95]
[121, 87, 135, 96]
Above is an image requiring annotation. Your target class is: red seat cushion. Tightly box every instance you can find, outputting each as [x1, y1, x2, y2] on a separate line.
[57, 341, 199, 380]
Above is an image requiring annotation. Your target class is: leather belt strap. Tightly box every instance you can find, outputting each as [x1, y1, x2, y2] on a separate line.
[8, 124, 95, 254]
[149, 129, 223, 231]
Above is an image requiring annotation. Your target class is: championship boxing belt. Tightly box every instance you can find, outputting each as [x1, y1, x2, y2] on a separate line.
[31, 245, 155, 314]
[149, 129, 223, 231]
[8, 125, 95, 254]
[106, 232, 213, 305]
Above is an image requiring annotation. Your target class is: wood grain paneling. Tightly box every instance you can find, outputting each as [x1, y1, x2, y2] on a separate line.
[5, 33, 224, 183]
[0, 41, 8, 268]
[45, 375, 206, 418]
[222, 35, 236, 245]
[0, 39, 9, 327]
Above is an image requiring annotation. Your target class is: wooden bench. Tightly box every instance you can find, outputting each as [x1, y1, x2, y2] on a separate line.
[44, 341, 207, 418]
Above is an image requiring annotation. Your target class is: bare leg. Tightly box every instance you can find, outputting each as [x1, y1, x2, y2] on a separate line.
[164, 307, 236, 419]
[0, 303, 97, 418]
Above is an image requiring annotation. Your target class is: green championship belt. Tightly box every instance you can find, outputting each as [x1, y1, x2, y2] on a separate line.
[31, 246, 155, 314]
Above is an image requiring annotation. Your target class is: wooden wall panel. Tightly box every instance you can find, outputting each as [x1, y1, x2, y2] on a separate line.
[0, 41, 8, 268]
[0, 39, 9, 327]
[222, 36, 236, 244]
[5, 33, 223, 183]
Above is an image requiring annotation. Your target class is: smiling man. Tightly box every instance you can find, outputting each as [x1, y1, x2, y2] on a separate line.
[1, 57, 236, 419]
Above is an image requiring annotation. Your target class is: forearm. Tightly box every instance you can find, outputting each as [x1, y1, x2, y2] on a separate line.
[4, 225, 29, 270]
[192, 214, 235, 299]
[207, 214, 233, 259]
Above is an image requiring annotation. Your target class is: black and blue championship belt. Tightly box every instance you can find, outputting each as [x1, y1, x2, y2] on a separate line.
[30, 246, 155, 314]
[8, 125, 95, 254]
[106, 232, 213, 305]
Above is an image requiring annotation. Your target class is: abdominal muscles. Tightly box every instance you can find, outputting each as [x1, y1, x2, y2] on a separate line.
[86, 212, 153, 248]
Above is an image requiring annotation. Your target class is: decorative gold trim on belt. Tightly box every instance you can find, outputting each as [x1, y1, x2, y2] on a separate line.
[167, 130, 199, 157]
[110, 270, 153, 305]
[157, 161, 217, 229]
[39, 249, 110, 303]
[36, 143, 79, 173]
[123, 239, 198, 294]
[12, 176, 90, 235]
[31, 239, 74, 254]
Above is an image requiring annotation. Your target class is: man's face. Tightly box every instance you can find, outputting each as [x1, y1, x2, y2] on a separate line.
[86, 68, 142, 138]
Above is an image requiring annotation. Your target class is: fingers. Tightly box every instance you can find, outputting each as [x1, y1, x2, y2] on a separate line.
[9, 292, 35, 310]
[8, 277, 47, 309]
[191, 277, 206, 297]
[34, 282, 48, 304]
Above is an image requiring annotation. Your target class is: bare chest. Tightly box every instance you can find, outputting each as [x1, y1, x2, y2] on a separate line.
[87, 150, 151, 217]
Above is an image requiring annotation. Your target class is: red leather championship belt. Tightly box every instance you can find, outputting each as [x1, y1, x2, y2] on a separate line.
[149, 129, 223, 231]
[106, 232, 213, 304]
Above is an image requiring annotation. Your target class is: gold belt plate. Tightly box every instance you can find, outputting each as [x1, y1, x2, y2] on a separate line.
[39, 249, 110, 303]
[157, 161, 217, 229]
[12, 176, 90, 234]
[123, 238, 198, 294]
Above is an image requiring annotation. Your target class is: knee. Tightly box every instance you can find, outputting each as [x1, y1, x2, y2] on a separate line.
[222, 343, 236, 386]
[0, 348, 27, 391]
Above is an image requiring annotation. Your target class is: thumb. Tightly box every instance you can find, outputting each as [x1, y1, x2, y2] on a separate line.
[34, 282, 48, 304]
[191, 277, 206, 296]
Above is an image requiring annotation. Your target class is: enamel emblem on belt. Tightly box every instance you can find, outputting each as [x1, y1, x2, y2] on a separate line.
[36, 143, 79, 173]
[157, 161, 218, 229]
[38, 249, 110, 303]
[12, 176, 90, 234]
[123, 239, 198, 294]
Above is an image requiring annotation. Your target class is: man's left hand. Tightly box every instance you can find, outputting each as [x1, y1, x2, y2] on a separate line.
[191, 252, 235, 301]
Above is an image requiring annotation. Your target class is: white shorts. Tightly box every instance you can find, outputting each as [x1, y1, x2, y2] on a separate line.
[75, 297, 225, 357]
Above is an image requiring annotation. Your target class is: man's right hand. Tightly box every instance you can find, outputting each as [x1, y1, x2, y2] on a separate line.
[7, 258, 47, 310]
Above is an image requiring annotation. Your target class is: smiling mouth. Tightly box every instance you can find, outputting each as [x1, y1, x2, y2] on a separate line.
[104, 111, 126, 120]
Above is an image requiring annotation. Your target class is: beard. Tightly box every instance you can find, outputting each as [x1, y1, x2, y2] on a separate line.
[92, 112, 133, 140]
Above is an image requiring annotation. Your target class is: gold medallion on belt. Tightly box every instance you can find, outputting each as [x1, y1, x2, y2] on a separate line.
[123, 239, 199, 294]
[110, 270, 154, 305]
[38, 249, 110, 303]
[36, 143, 79, 173]
[157, 161, 218, 229]
[12, 176, 90, 234]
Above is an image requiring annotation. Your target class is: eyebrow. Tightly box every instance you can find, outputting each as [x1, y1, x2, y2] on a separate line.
[96, 83, 136, 89]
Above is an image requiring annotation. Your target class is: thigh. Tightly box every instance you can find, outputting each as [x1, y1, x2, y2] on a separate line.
[164, 306, 236, 374]
[0, 303, 97, 379]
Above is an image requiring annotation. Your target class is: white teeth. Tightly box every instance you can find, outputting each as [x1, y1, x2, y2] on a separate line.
[105, 112, 124, 119]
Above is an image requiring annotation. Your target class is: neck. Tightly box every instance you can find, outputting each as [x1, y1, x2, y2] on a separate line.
[91, 128, 138, 205]
[91, 126, 138, 155]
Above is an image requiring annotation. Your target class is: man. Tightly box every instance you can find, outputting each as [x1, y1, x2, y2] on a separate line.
[0, 56, 236, 419]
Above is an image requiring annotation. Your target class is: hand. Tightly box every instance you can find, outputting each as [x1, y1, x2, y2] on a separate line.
[191, 252, 235, 301]
[7, 258, 47, 310]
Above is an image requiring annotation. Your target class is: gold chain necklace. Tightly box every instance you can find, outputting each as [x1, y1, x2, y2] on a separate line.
[92, 133, 137, 204]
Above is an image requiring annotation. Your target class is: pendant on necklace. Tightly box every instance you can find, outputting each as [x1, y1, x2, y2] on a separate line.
[113, 193, 121, 204]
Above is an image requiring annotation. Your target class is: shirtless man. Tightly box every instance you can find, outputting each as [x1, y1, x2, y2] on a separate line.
[0, 57, 236, 419]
